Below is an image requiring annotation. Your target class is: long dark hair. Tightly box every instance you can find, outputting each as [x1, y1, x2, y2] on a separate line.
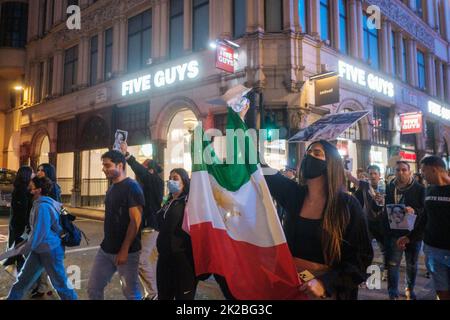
[38, 163, 57, 183]
[303, 140, 350, 266]
[170, 168, 190, 196]
[14, 166, 33, 188]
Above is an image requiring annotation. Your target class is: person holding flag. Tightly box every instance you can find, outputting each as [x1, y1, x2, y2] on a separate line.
[184, 85, 308, 300]
[265, 141, 374, 299]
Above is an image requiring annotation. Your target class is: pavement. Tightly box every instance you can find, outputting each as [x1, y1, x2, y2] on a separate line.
[0, 208, 437, 300]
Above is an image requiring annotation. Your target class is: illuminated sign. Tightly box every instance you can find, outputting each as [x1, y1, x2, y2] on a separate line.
[400, 151, 417, 162]
[428, 101, 450, 121]
[216, 44, 235, 73]
[400, 112, 423, 135]
[315, 76, 340, 106]
[121, 60, 200, 96]
[338, 60, 395, 98]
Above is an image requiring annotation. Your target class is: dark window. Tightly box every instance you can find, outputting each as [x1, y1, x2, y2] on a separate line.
[339, 0, 348, 54]
[299, 0, 307, 33]
[415, 0, 423, 18]
[265, 0, 283, 32]
[116, 103, 151, 146]
[417, 50, 426, 90]
[372, 106, 391, 146]
[363, 13, 380, 69]
[170, 0, 184, 58]
[128, 10, 152, 73]
[63, 45, 79, 94]
[66, 0, 79, 17]
[40, 0, 48, 36]
[104, 28, 113, 80]
[402, 37, 408, 81]
[233, 0, 246, 39]
[0, 2, 28, 48]
[193, 0, 209, 51]
[320, 0, 330, 42]
[425, 121, 436, 153]
[90, 36, 98, 85]
[391, 31, 397, 76]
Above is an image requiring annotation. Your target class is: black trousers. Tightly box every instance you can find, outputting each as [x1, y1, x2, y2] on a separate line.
[157, 253, 197, 300]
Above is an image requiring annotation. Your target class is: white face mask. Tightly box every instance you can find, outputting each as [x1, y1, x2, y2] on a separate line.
[167, 180, 181, 194]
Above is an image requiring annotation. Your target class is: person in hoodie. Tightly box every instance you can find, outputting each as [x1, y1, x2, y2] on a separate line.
[383, 161, 425, 300]
[7, 176, 77, 300]
[30, 163, 61, 298]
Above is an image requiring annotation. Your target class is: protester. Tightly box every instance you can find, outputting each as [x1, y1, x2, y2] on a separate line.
[265, 140, 373, 300]
[398, 156, 450, 300]
[30, 163, 61, 298]
[346, 165, 387, 281]
[156, 168, 197, 300]
[87, 150, 145, 300]
[7, 176, 77, 300]
[383, 161, 425, 300]
[3, 167, 34, 274]
[121, 142, 164, 300]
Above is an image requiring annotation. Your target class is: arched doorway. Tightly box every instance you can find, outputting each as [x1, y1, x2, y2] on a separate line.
[164, 109, 198, 183]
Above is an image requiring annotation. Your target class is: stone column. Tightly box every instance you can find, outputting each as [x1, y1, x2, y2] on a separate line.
[310, 0, 320, 37]
[27, 0, 39, 41]
[221, 0, 233, 38]
[380, 19, 390, 74]
[112, 19, 121, 76]
[42, 60, 49, 100]
[54, 0, 64, 25]
[118, 17, 127, 74]
[78, 36, 89, 88]
[184, 0, 193, 52]
[425, 52, 436, 96]
[356, 0, 364, 59]
[52, 50, 64, 97]
[435, 60, 445, 100]
[348, 0, 359, 58]
[160, 0, 169, 58]
[283, 0, 297, 32]
[152, 1, 162, 60]
[442, 0, 450, 42]
[425, 0, 435, 30]
[444, 63, 450, 103]
[331, 0, 340, 49]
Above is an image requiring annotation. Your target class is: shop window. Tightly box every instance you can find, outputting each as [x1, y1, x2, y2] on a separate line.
[372, 106, 391, 146]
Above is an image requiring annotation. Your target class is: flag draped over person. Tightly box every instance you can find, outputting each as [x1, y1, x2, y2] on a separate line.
[185, 104, 307, 300]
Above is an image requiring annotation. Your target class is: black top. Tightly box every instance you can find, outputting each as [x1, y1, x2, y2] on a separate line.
[293, 216, 325, 264]
[101, 178, 145, 254]
[10, 185, 33, 233]
[265, 172, 373, 299]
[127, 155, 164, 229]
[354, 180, 383, 221]
[156, 195, 192, 257]
[408, 185, 450, 250]
[383, 179, 425, 239]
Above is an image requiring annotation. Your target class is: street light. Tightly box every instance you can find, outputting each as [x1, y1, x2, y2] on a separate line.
[14, 85, 24, 91]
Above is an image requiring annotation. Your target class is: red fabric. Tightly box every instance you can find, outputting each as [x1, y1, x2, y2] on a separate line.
[190, 222, 308, 300]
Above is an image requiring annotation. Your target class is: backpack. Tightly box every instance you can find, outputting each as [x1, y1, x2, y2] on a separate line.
[59, 207, 89, 247]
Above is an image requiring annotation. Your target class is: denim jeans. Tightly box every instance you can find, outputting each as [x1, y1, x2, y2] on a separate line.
[7, 245, 77, 300]
[424, 244, 450, 292]
[385, 235, 421, 298]
[87, 248, 142, 300]
[139, 229, 159, 298]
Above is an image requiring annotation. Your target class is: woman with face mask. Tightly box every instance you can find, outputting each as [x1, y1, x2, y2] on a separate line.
[156, 168, 197, 300]
[265, 140, 373, 300]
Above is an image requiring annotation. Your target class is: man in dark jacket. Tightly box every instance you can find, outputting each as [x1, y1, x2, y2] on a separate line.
[121, 142, 164, 300]
[383, 161, 425, 300]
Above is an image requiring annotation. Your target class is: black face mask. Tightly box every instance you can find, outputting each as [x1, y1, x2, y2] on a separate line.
[301, 155, 327, 180]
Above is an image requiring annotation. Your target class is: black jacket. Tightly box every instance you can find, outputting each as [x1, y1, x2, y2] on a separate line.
[156, 194, 192, 257]
[265, 172, 373, 300]
[10, 185, 33, 234]
[382, 179, 425, 240]
[127, 155, 164, 229]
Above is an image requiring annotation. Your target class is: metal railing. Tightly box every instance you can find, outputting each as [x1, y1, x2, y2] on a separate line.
[81, 178, 109, 208]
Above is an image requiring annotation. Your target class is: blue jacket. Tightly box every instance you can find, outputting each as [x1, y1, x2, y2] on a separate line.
[22, 196, 62, 254]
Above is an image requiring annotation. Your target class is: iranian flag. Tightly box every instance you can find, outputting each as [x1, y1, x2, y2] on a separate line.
[185, 107, 306, 300]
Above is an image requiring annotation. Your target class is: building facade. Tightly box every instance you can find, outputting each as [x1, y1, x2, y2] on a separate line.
[17, 0, 450, 207]
[0, 0, 28, 171]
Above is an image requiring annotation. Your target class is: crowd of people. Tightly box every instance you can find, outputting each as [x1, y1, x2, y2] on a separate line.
[1, 138, 449, 300]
